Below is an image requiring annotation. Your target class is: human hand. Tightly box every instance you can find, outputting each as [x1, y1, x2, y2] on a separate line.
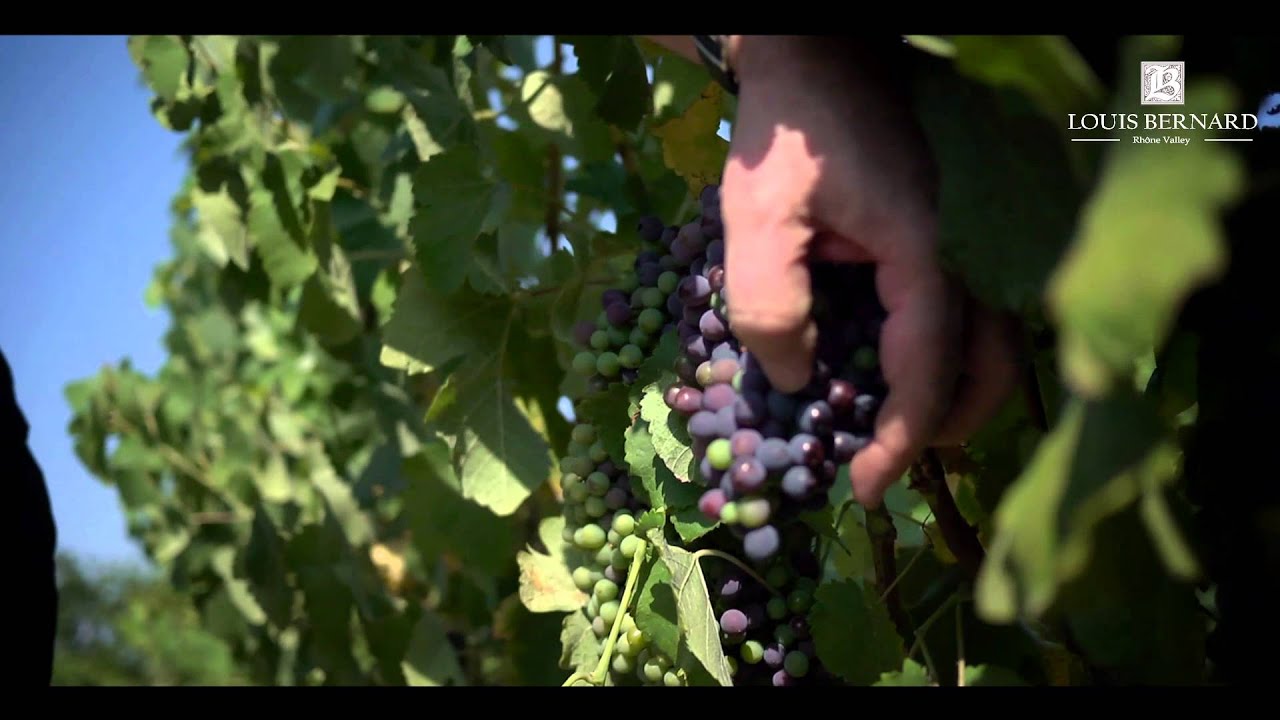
[719, 36, 1019, 507]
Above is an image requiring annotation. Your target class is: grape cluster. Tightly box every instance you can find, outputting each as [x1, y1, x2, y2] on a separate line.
[558, 184, 885, 687]
[705, 544, 826, 686]
[660, 188, 888, 563]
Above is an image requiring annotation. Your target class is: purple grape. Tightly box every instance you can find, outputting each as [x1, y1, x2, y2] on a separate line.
[637, 215, 664, 242]
[659, 254, 681, 271]
[699, 489, 727, 519]
[707, 264, 725, 293]
[741, 355, 770, 393]
[833, 431, 869, 463]
[597, 460, 617, 477]
[790, 616, 810, 640]
[601, 289, 628, 310]
[715, 405, 738, 437]
[678, 275, 712, 307]
[710, 341, 739, 362]
[700, 457, 722, 485]
[797, 401, 834, 435]
[766, 391, 798, 423]
[756, 438, 791, 472]
[605, 487, 628, 509]
[720, 608, 749, 635]
[696, 361, 714, 387]
[659, 225, 678, 249]
[606, 301, 632, 327]
[675, 356, 698, 385]
[787, 433, 825, 468]
[637, 262, 661, 287]
[720, 577, 742, 602]
[734, 392, 766, 428]
[667, 292, 684, 317]
[744, 603, 766, 629]
[664, 384, 682, 409]
[573, 321, 596, 347]
[703, 383, 737, 412]
[621, 368, 638, 384]
[853, 393, 880, 426]
[634, 250, 660, 269]
[671, 235, 700, 264]
[700, 184, 720, 208]
[744, 525, 781, 561]
[678, 222, 706, 253]
[704, 220, 725, 246]
[690, 258, 706, 277]
[828, 379, 857, 415]
[683, 304, 703, 326]
[763, 642, 786, 668]
[772, 670, 793, 687]
[760, 419, 787, 439]
[781, 466, 816, 499]
[710, 358, 740, 384]
[730, 457, 767, 493]
[689, 411, 719, 440]
[684, 335, 709, 364]
[730, 429, 763, 458]
[673, 387, 704, 415]
[700, 309, 728, 342]
[677, 321, 698, 343]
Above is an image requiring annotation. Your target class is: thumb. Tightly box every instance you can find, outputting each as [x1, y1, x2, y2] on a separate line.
[721, 174, 816, 393]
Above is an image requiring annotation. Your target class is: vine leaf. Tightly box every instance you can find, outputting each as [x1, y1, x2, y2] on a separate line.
[410, 145, 504, 295]
[974, 389, 1189, 623]
[873, 658, 933, 686]
[634, 556, 680, 661]
[565, 36, 652, 129]
[650, 81, 728, 196]
[1046, 79, 1247, 398]
[625, 419, 716, 544]
[645, 529, 734, 686]
[401, 442, 519, 577]
[558, 610, 602, 676]
[638, 383, 695, 482]
[808, 579, 904, 685]
[402, 610, 465, 686]
[517, 516, 587, 613]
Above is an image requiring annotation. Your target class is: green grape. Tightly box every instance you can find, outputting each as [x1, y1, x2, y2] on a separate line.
[616, 634, 633, 658]
[572, 351, 597, 376]
[608, 325, 629, 347]
[620, 534, 643, 558]
[619, 272, 639, 293]
[627, 627, 647, 651]
[584, 496, 607, 518]
[567, 482, 589, 503]
[571, 424, 597, 445]
[587, 471, 611, 495]
[726, 656, 739, 676]
[738, 497, 771, 528]
[570, 505, 589, 525]
[719, 501, 739, 525]
[612, 512, 636, 536]
[575, 524, 607, 550]
[594, 578, 619, 603]
[642, 659, 663, 684]
[710, 292, 722, 310]
[629, 326, 652, 348]
[612, 653, 635, 675]
[696, 361, 714, 387]
[767, 596, 788, 620]
[794, 577, 818, 595]
[731, 370, 744, 392]
[562, 525, 576, 543]
[741, 640, 765, 664]
[637, 308, 664, 333]
[561, 472, 583, 492]
[619, 344, 645, 369]
[595, 546, 613, 567]
[596, 352, 621, 377]
[587, 595, 600, 618]
[590, 330, 611, 350]
[766, 565, 789, 589]
[611, 548, 629, 569]
[784, 651, 810, 678]
[607, 529, 622, 546]
[621, 613, 637, 634]
[561, 455, 593, 478]
[589, 441, 609, 463]
[706, 438, 732, 470]
[641, 287, 665, 308]
[592, 616, 608, 637]
[658, 271, 680, 294]
[573, 566, 595, 592]
[775, 625, 796, 647]
[663, 670, 685, 687]
[787, 588, 814, 614]
[600, 600, 621, 626]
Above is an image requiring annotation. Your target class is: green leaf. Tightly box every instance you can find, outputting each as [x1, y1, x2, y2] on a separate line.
[192, 188, 250, 270]
[249, 189, 317, 288]
[245, 508, 292, 628]
[949, 36, 1105, 128]
[410, 145, 502, 294]
[912, 63, 1082, 316]
[638, 382, 694, 482]
[645, 529, 733, 686]
[558, 610, 602, 676]
[650, 82, 728, 196]
[402, 610, 465, 686]
[964, 664, 1030, 686]
[380, 262, 512, 374]
[808, 579, 905, 685]
[576, 382, 632, 463]
[401, 442, 519, 576]
[134, 35, 190, 103]
[626, 416, 715, 543]
[517, 516, 587, 613]
[634, 556, 680, 661]
[305, 442, 374, 548]
[1046, 79, 1246, 397]
[297, 244, 363, 346]
[521, 70, 572, 134]
[874, 658, 933, 686]
[567, 36, 651, 128]
[974, 389, 1188, 623]
[651, 54, 711, 122]
[830, 506, 875, 583]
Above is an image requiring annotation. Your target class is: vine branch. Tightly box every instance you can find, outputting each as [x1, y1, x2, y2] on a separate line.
[909, 449, 985, 581]
[546, 41, 564, 252]
[866, 504, 913, 641]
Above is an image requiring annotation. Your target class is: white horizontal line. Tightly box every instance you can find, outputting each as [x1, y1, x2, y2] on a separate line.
[1070, 138, 1119, 142]
[1204, 138, 1253, 142]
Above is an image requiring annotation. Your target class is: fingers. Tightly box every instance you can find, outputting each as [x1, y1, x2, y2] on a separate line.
[932, 300, 1023, 446]
[720, 132, 822, 394]
[848, 241, 961, 508]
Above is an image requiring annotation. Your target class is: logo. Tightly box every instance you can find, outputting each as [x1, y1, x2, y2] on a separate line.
[1141, 61, 1185, 105]
[1260, 92, 1280, 129]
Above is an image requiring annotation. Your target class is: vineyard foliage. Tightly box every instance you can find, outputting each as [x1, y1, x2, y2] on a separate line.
[66, 34, 1279, 685]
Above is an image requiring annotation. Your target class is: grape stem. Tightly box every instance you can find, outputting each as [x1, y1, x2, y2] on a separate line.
[866, 504, 913, 642]
[692, 549, 780, 596]
[563, 544, 649, 687]
[907, 593, 961, 684]
[909, 449, 986, 581]
[955, 600, 966, 687]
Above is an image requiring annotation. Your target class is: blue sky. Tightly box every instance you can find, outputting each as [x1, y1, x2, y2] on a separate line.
[0, 35, 728, 570]
[0, 36, 187, 566]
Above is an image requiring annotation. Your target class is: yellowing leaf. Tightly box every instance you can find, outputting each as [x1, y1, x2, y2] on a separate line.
[651, 82, 728, 196]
